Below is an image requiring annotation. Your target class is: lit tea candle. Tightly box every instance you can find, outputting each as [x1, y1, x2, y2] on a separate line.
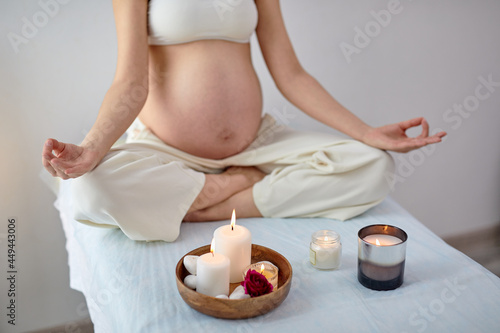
[358, 225, 408, 291]
[259, 264, 272, 279]
[243, 261, 279, 289]
[196, 239, 230, 297]
[213, 210, 251, 283]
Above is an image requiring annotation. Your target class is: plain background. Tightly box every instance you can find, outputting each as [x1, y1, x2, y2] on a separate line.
[1, 0, 499, 331]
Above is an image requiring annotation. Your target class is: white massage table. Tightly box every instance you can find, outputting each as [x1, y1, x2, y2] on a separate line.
[56, 179, 500, 332]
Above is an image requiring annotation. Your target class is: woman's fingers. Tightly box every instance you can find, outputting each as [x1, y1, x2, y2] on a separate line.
[372, 118, 447, 153]
[402, 117, 447, 142]
[45, 158, 67, 178]
[42, 156, 57, 177]
[418, 118, 429, 138]
[43, 158, 69, 179]
[418, 129, 447, 145]
[409, 135, 443, 151]
[64, 165, 87, 178]
[42, 139, 66, 170]
[42, 139, 58, 176]
[51, 139, 67, 157]
[399, 117, 424, 131]
[42, 139, 56, 161]
[42, 138, 72, 178]
[42, 139, 95, 179]
[391, 135, 442, 153]
[50, 156, 67, 170]
[434, 130, 447, 139]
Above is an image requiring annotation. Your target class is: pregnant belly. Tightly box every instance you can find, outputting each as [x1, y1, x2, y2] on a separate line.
[139, 65, 263, 159]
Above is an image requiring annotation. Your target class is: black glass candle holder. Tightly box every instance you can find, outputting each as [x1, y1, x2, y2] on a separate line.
[358, 224, 408, 291]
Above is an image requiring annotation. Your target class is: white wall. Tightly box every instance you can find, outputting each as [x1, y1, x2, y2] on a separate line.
[1, 0, 499, 331]
[1, 1, 116, 332]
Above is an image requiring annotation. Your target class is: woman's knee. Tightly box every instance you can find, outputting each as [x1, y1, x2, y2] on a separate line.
[372, 146, 395, 174]
[71, 171, 108, 215]
[70, 149, 148, 215]
[362, 145, 395, 197]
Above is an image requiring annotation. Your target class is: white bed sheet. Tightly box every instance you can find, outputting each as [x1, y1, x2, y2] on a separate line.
[56, 179, 500, 332]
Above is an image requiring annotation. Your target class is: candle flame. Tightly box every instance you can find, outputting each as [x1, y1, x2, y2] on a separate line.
[375, 238, 381, 246]
[260, 264, 265, 274]
[231, 209, 236, 230]
[210, 238, 215, 256]
[324, 236, 328, 242]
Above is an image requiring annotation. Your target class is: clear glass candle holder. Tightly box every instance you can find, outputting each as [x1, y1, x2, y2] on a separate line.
[243, 261, 279, 290]
[309, 230, 342, 270]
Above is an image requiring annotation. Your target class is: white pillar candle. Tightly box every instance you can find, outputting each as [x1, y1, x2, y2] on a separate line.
[196, 239, 230, 297]
[363, 234, 402, 246]
[213, 210, 252, 283]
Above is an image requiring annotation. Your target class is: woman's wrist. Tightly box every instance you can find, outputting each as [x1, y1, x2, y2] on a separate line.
[81, 135, 111, 163]
[348, 122, 372, 143]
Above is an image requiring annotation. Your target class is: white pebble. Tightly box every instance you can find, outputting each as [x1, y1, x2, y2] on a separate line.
[229, 285, 250, 300]
[184, 275, 197, 289]
[215, 294, 229, 299]
[232, 285, 245, 294]
[230, 293, 250, 300]
[183, 255, 199, 275]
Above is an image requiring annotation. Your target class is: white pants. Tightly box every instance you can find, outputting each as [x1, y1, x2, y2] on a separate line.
[71, 115, 394, 242]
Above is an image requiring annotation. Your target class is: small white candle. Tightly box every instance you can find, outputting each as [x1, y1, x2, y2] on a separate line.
[310, 230, 342, 270]
[363, 234, 402, 246]
[213, 210, 251, 283]
[243, 261, 279, 289]
[196, 239, 230, 297]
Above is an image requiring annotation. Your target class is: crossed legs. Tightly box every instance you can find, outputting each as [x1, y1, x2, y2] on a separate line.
[184, 139, 394, 223]
[183, 166, 265, 222]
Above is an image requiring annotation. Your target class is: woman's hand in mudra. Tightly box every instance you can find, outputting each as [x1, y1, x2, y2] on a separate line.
[42, 138, 100, 179]
[361, 117, 447, 153]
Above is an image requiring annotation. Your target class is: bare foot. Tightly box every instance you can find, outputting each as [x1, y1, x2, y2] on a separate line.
[185, 166, 267, 217]
[223, 166, 266, 188]
[184, 187, 262, 222]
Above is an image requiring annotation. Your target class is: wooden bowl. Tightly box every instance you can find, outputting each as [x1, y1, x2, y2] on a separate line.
[175, 244, 293, 319]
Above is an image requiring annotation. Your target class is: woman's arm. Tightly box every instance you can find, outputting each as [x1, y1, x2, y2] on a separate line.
[83, 0, 150, 155]
[42, 0, 149, 178]
[254, 0, 445, 152]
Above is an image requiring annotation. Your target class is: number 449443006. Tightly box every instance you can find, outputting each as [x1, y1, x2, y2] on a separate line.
[7, 218, 16, 270]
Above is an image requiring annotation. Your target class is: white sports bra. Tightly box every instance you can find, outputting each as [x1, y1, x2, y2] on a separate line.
[148, 0, 258, 45]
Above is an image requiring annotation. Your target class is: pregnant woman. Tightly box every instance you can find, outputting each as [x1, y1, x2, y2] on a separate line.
[42, 0, 445, 241]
